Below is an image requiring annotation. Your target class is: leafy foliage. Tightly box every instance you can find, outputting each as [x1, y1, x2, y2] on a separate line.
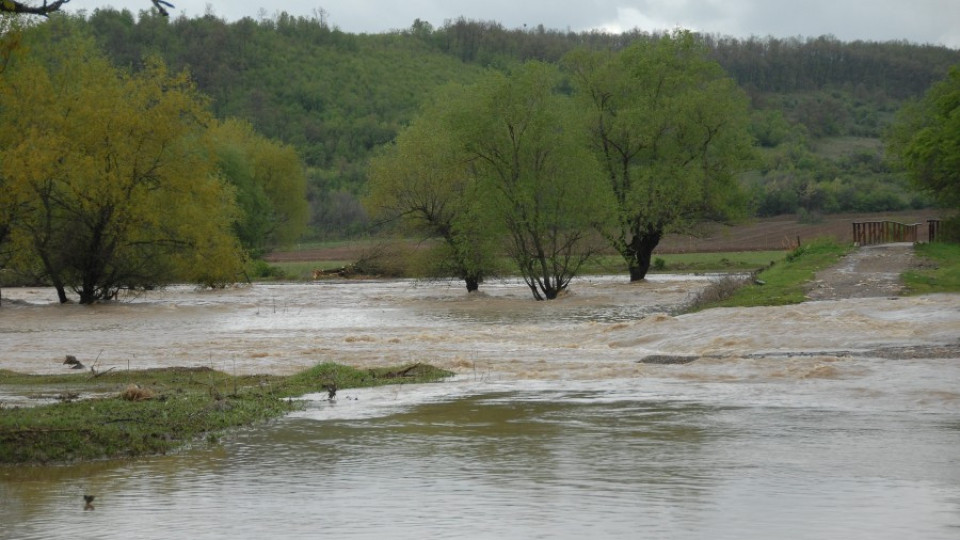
[369, 63, 612, 299]
[0, 32, 243, 302]
[366, 86, 500, 292]
[459, 63, 613, 299]
[8, 11, 960, 245]
[565, 31, 754, 281]
[206, 118, 309, 256]
[886, 67, 960, 212]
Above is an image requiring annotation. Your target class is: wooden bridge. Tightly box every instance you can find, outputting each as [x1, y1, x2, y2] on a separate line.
[853, 219, 942, 245]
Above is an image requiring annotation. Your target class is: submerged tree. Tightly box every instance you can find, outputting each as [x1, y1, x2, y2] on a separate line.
[457, 62, 612, 300]
[366, 88, 499, 292]
[0, 35, 243, 303]
[564, 31, 754, 281]
[367, 63, 610, 299]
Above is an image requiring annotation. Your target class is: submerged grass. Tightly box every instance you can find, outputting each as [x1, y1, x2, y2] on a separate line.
[689, 238, 852, 310]
[903, 242, 960, 294]
[0, 363, 451, 465]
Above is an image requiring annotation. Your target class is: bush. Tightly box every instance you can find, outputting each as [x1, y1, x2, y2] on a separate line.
[248, 259, 287, 280]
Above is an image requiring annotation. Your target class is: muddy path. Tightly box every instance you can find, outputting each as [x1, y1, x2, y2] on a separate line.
[805, 243, 919, 300]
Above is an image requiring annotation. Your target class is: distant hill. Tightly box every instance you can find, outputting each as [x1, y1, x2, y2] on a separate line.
[66, 11, 960, 240]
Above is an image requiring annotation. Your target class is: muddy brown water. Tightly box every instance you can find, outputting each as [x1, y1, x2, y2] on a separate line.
[2, 276, 959, 539]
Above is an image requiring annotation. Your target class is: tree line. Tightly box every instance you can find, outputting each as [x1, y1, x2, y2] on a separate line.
[1, 8, 958, 302]
[59, 9, 960, 238]
[368, 33, 753, 298]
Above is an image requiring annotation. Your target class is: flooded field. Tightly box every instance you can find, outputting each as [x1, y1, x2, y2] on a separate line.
[2, 276, 959, 539]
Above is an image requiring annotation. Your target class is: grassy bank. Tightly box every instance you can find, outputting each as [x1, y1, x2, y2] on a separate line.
[0, 363, 451, 465]
[689, 239, 852, 310]
[903, 242, 960, 294]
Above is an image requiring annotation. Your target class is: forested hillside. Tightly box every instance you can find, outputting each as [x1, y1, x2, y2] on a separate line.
[75, 10, 960, 240]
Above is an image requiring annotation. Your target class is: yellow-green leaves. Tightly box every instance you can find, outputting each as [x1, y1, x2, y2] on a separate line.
[206, 118, 309, 254]
[0, 35, 243, 302]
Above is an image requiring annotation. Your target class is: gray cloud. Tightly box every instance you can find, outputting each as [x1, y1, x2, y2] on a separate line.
[75, 0, 960, 47]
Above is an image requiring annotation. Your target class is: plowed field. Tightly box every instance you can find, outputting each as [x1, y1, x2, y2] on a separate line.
[267, 210, 942, 263]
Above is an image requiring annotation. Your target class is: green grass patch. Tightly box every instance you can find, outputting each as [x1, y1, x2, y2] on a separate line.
[267, 260, 355, 280]
[693, 238, 852, 309]
[903, 242, 960, 294]
[650, 251, 786, 274]
[0, 363, 451, 465]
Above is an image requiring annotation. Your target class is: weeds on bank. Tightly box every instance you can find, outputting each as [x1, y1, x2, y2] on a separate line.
[903, 242, 960, 294]
[687, 238, 852, 310]
[0, 363, 451, 465]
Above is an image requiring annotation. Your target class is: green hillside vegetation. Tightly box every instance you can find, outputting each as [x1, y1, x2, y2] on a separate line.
[11, 11, 960, 245]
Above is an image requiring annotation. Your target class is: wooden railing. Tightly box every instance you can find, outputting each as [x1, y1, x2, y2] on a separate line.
[852, 221, 920, 245]
[928, 219, 942, 243]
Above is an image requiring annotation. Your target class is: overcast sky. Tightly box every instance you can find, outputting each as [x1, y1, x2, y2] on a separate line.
[71, 0, 960, 48]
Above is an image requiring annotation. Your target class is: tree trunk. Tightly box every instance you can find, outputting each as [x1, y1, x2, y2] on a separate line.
[54, 282, 68, 304]
[626, 228, 663, 282]
[464, 275, 480, 293]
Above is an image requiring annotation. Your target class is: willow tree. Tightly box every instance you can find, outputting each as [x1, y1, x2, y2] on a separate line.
[0, 36, 242, 303]
[564, 31, 753, 281]
[366, 87, 499, 292]
[457, 62, 612, 300]
[206, 118, 309, 256]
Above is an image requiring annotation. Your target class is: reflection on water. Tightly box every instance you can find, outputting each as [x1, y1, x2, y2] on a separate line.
[2, 279, 960, 538]
[2, 386, 959, 539]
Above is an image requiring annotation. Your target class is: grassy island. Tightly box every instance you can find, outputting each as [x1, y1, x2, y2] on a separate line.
[0, 363, 451, 465]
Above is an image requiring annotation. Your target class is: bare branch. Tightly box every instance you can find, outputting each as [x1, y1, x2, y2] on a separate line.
[0, 0, 174, 17]
[0, 0, 71, 17]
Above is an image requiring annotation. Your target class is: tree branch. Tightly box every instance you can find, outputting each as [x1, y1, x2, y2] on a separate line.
[1, 0, 70, 17]
[0, 0, 174, 17]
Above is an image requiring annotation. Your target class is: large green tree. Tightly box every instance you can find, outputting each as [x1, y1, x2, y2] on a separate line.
[886, 66, 960, 211]
[0, 35, 242, 303]
[457, 63, 612, 300]
[366, 87, 498, 292]
[564, 31, 754, 281]
[367, 63, 611, 300]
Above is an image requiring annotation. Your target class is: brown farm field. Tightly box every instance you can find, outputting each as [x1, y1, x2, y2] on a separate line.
[267, 211, 943, 264]
[655, 210, 943, 253]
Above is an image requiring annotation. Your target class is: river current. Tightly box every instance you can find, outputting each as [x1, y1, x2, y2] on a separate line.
[1, 276, 959, 539]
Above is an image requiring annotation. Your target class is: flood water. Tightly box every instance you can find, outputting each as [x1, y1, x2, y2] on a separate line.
[2, 276, 959, 539]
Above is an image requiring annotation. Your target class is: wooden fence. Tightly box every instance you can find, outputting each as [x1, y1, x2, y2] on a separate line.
[852, 220, 921, 245]
[928, 219, 942, 243]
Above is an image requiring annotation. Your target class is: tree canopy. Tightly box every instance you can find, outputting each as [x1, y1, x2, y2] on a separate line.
[886, 66, 960, 212]
[206, 118, 309, 256]
[0, 32, 243, 303]
[461, 63, 612, 299]
[63, 10, 959, 238]
[366, 85, 499, 292]
[369, 62, 612, 300]
[564, 31, 754, 281]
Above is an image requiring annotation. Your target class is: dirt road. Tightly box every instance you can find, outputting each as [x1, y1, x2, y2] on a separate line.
[805, 243, 918, 301]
